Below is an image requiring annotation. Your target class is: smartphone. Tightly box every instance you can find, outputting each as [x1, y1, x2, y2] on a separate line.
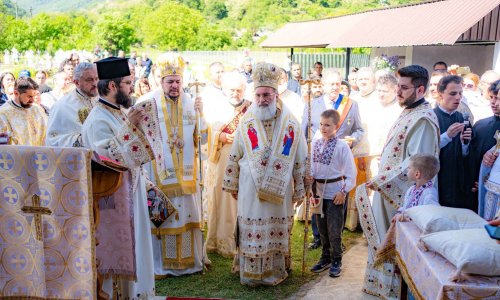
[484, 224, 500, 240]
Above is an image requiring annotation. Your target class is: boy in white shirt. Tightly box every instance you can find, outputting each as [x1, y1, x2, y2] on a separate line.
[306, 109, 357, 277]
[375, 154, 440, 267]
[396, 154, 440, 219]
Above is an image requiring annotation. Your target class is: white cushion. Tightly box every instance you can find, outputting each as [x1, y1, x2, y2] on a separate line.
[405, 205, 487, 234]
[421, 228, 500, 276]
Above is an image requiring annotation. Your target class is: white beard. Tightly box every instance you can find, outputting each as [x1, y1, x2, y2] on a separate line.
[250, 102, 277, 121]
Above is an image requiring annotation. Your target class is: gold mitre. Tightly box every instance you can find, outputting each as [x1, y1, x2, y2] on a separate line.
[156, 52, 185, 78]
[252, 62, 280, 90]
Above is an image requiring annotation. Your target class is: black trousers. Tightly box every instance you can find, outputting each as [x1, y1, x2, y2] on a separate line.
[316, 198, 344, 262]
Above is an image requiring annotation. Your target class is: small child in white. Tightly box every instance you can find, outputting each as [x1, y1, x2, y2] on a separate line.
[397, 153, 440, 217]
[374, 154, 440, 266]
[306, 109, 357, 278]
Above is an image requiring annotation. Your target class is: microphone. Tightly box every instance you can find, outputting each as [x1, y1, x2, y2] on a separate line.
[463, 113, 472, 145]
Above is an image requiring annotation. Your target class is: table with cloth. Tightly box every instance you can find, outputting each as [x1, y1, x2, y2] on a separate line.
[395, 221, 500, 300]
[0, 145, 95, 299]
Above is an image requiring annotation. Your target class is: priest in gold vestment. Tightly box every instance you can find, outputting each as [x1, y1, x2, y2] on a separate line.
[204, 71, 251, 257]
[223, 63, 307, 286]
[139, 53, 209, 276]
[0, 77, 47, 146]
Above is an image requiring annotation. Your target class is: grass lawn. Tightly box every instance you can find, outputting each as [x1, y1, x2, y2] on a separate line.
[155, 221, 363, 299]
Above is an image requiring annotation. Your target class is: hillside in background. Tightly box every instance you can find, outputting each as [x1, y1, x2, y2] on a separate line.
[16, 0, 99, 14]
[0, 0, 424, 53]
[1, 0, 26, 16]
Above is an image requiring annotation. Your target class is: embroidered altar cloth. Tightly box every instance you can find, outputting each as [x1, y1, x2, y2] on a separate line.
[395, 221, 500, 300]
[0, 145, 95, 299]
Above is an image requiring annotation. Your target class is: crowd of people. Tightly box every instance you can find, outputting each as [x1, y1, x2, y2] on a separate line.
[0, 50, 499, 299]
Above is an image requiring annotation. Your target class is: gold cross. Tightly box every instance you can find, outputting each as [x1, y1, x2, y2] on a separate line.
[8, 220, 22, 236]
[69, 190, 85, 206]
[75, 257, 88, 273]
[67, 154, 81, 171]
[10, 253, 26, 269]
[21, 194, 52, 241]
[4, 187, 18, 204]
[39, 190, 50, 206]
[72, 224, 88, 240]
[188, 78, 206, 95]
[34, 154, 48, 170]
[0, 153, 13, 169]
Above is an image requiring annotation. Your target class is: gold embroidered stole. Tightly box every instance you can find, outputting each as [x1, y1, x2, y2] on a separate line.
[240, 106, 301, 204]
[154, 94, 197, 198]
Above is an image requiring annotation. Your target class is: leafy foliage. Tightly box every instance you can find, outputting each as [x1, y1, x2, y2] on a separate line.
[0, 0, 424, 52]
[94, 15, 139, 53]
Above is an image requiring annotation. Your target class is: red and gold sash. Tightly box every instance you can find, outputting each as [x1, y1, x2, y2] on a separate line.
[209, 100, 251, 163]
[221, 101, 251, 135]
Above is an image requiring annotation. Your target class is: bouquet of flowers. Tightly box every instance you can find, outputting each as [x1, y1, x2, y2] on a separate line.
[372, 54, 400, 72]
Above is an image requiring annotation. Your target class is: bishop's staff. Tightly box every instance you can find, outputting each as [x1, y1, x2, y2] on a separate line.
[299, 72, 321, 275]
[188, 79, 207, 274]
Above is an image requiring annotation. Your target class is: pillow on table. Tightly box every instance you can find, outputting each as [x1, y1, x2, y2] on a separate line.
[405, 205, 486, 234]
[421, 228, 500, 277]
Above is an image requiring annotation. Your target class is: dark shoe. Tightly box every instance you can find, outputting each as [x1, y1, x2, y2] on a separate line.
[310, 259, 331, 273]
[329, 260, 342, 277]
[308, 239, 321, 250]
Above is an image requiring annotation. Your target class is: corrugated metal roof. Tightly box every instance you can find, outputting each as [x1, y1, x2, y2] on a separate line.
[261, 0, 500, 48]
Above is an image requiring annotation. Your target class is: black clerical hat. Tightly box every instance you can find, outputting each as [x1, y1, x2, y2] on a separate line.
[95, 57, 130, 80]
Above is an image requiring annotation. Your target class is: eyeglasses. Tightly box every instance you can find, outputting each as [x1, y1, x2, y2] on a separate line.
[463, 83, 475, 89]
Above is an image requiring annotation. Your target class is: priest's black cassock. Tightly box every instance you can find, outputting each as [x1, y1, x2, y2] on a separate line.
[434, 107, 471, 209]
[468, 115, 500, 209]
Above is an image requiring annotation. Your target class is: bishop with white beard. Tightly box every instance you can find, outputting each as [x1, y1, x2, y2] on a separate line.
[223, 62, 307, 286]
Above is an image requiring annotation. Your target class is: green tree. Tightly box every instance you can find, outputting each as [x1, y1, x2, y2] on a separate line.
[141, 2, 205, 50]
[3, 16, 30, 51]
[205, 0, 228, 20]
[192, 25, 232, 50]
[178, 0, 203, 10]
[94, 15, 139, 53]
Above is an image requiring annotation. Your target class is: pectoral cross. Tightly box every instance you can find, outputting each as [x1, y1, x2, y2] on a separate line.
[495, 130, 500, 154]
[22, 194, 52, 241]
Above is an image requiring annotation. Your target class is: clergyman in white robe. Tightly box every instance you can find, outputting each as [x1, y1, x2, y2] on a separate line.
[82, 98, 155, 299]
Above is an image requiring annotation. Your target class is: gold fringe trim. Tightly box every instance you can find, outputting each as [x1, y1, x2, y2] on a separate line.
[243, 269, 275, 280]
[159, 181, 197, 198]
[100, 273, 138, 282]
[258, 190, 284, 205]
[162, 259, 195, 270]
[208, 130, 223, 164]
[151, 222, 202, 235]
[395, 251, 425, 300]
[373, 244, 396, 268]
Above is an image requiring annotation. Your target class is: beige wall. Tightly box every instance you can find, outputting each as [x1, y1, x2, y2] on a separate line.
[412, 45, 494, 75]
[370, 45, 495, 75]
